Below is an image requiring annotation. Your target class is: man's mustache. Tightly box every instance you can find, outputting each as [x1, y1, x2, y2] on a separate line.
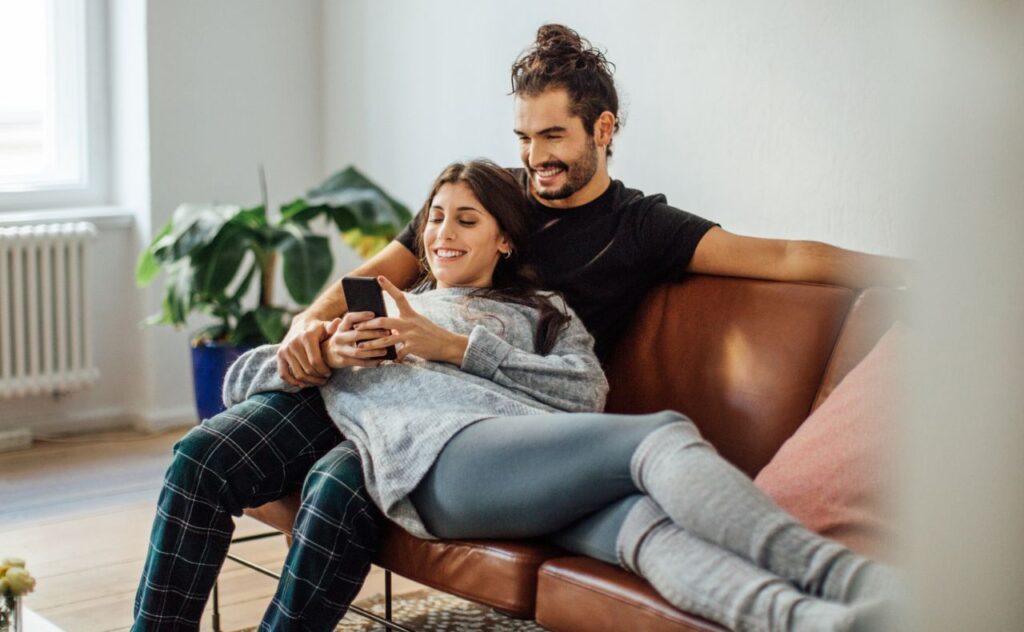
[530, 161, 569, 173]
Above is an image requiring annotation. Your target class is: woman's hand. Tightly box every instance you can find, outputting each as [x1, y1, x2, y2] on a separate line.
[320, 311, 394, 370]
[357, 276, 469, 365]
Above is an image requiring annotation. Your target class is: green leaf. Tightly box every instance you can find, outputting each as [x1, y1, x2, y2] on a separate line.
[192, 323, 229, 344]
[164, 260, 194, 326]
[280, 198, 316, 224]
[136, 222, 173, 287]
[275, 225, 333, 304]
[254, 306, 289, 344]
[230, 261, 259, 304]
[190, 222, 252, 298]
[229, 311, 265, 346]
[152, 203, 243, 263]
[303, 166, 412, 232]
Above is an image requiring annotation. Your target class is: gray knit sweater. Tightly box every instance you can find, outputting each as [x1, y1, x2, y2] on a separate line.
[222, 286, 608, 538]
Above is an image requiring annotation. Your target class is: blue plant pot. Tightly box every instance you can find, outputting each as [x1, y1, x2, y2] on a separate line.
[190, 341, 254, 423]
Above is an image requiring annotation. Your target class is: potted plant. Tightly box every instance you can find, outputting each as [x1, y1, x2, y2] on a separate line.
[136, 166, 411, 421]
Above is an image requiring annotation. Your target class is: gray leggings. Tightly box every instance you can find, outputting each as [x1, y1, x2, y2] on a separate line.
[410, 411, 898, 631]
[410, 410, 679, 564]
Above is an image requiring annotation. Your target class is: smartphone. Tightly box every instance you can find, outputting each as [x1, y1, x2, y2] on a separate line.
[341, 276, 398, 360]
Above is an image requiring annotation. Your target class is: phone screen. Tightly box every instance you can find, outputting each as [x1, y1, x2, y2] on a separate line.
[341, 276, 398, 360]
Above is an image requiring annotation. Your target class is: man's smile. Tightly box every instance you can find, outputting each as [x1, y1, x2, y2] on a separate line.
[532, 163, 567, 187]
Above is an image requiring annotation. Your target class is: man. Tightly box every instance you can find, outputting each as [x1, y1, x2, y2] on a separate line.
[134, 24, 906, 631]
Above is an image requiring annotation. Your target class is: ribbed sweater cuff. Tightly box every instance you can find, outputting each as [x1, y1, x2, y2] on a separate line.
[460, 326, 513, 379]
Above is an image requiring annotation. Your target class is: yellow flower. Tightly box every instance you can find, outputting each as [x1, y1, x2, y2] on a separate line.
[1, 558, 25, 569]
[3, 567, 35, 596]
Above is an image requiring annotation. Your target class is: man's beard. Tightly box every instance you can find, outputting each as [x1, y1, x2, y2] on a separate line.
[531, 139, 599, 201]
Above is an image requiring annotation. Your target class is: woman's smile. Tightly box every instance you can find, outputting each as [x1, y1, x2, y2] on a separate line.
[432, 247, 468, 262]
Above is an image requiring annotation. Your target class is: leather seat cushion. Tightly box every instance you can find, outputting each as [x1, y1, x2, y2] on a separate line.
[244, 495, 562, 618]
[535, 557, 725, 632]
[375, 521, 564, 617]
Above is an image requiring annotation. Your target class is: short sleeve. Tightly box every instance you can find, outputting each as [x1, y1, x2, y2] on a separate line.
[394, 220, 417, 253]
[635, 201, 718, 282]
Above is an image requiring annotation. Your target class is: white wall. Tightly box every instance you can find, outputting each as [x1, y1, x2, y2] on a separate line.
[896, 2, 1024, 629]
[323, 1, 911, 256]
[140, 0, 326, 428]
[0, 1, 328, 434]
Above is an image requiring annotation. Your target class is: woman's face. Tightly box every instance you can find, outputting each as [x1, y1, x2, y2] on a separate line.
[423, 182, 511, 289]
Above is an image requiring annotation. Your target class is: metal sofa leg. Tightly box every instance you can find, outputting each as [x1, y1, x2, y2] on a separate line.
[213, 580, 221, 632]
[385, 569, 393, 631]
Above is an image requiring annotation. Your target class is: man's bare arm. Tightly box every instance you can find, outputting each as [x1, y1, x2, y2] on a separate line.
[687, 227, 910, 289]
[293, 241, 422, 325]
[278, 241, 421, 386]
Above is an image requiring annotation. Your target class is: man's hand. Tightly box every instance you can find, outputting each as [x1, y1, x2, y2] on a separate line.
[357, 277, 469, 365]
[320, 312, 394, 369]
[276, 318, 333, 387]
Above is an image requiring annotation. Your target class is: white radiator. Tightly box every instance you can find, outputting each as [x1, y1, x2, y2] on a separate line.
[0, 222, 100, 400]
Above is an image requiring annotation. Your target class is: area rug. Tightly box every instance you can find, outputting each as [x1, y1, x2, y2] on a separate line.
[235, 589, 548, 631]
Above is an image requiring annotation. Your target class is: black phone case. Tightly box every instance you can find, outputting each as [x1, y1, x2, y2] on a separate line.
[341, 276, 398, 360]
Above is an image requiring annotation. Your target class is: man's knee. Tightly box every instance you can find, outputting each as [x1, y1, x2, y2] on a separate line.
[303, 443, 367, 506]
[166, 410, 251, 496]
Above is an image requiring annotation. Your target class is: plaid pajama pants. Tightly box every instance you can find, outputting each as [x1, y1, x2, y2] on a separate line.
[132, 389, 381, 631]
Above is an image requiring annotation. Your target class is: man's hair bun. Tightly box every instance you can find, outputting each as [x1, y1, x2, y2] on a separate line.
[511, 24, 622, 155]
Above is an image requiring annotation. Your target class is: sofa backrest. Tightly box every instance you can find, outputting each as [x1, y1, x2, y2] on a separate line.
[604, 275, 854, 477]
[811, 288, 904, 411]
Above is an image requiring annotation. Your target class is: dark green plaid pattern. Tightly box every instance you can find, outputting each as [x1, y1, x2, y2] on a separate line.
[132, 390, 380, 631]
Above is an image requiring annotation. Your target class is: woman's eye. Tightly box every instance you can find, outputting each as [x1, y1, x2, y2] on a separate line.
[459, 221, 477, 227]
[428, 217, 443, 223]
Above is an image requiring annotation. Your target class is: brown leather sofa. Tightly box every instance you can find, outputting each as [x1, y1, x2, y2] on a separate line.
[242, 274, 901, 631]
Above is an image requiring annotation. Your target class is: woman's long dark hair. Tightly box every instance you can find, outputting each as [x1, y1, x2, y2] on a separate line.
[413, 159, 570, 355]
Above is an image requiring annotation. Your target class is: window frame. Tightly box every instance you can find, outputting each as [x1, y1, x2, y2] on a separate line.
[0, 0, 109, 213]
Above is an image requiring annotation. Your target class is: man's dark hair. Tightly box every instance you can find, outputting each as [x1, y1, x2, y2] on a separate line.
[510, 24, 621, 156]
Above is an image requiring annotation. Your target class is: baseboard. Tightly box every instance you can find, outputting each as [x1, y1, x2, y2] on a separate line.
[135, 405, 198, 433]
[0, 428, 33, 453]
[0, 404, 197, 438]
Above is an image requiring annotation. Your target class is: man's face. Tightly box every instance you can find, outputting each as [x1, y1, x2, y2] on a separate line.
[514, 89, 599, 201]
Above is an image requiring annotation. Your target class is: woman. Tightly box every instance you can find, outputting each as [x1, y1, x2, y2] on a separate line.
[226, 160, 895, 632]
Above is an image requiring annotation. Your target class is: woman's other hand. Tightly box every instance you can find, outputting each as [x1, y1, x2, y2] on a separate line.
[320, 311, 393, 370]
[358, 277, 469, 365]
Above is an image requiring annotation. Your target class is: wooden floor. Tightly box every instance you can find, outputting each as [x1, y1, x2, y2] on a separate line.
[0, 427, 425, 632]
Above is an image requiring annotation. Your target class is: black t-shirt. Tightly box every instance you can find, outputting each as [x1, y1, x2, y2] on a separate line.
[395, 169, 717, 361]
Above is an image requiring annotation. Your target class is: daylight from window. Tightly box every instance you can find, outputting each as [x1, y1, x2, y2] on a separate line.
[0, 2, 49, 183]
[0, 0, 85, 193]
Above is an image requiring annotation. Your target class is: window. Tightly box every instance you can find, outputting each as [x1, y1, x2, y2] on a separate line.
[0, 0, 107, 211]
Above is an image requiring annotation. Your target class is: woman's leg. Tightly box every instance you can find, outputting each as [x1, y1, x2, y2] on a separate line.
[133, 390, 347, 631]
[629, 421, 898, 604]
[617, 498, 858, 632]
[260, 441, 381, 631]
[410, 410, 680, 538]
[413, 412, 881, 631]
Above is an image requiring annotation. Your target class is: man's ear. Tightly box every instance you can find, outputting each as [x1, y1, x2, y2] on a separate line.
[594, 111, 616, 148]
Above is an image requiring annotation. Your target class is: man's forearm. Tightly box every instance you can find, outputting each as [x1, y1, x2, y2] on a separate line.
[293, 241, 422, 326]
[789, 241, 911, 289]
[294, 281, 348, 325]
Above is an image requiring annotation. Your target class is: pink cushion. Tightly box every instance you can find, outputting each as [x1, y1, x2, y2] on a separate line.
[753, 323, 906, 559]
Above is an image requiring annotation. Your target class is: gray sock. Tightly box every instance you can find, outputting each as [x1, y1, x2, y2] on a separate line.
[617, 497, 856, 632]
[630, 421, 895, 604]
